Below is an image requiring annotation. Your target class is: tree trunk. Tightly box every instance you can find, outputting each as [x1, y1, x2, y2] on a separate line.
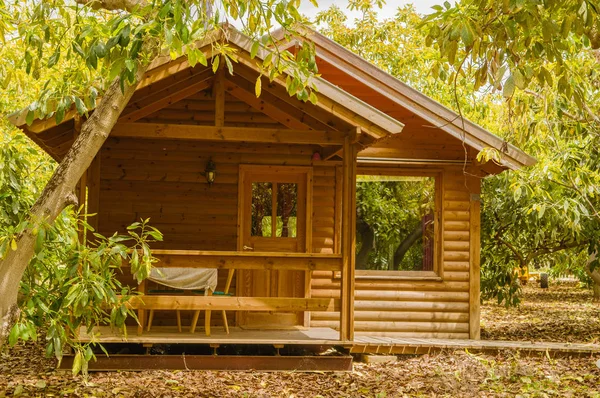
[355, 217, 374, 269]
[0, 66, 147, 348]
[585, 252, 600, 301]
[394, 223, 423, 270]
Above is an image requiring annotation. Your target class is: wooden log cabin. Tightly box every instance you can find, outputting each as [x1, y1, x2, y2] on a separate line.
[9, 26, 535, 351]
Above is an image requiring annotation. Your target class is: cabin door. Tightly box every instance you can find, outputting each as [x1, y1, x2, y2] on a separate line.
[238, 166, 312, 329]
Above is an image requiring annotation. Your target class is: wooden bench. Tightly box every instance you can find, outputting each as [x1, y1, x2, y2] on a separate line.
[141, 268, 235, 336]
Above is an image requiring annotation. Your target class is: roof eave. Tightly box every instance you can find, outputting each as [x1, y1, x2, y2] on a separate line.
[283, 25, 536, 170]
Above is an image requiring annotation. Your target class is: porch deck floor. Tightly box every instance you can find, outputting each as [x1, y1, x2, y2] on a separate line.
[78, 328, 600, 355]
[79, 326, 342, 345]
[352, 335, 600, 355]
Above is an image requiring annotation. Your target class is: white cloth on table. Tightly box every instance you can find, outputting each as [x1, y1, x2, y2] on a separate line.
[148, 267, 218, 293]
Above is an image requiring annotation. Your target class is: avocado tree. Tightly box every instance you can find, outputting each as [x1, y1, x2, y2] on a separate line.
[0, 0, 319, 346]
[422, 0, 600, 299]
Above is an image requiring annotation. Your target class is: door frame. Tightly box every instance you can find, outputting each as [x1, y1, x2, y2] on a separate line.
[237, 165, 313, 254]
[236, 165, 314, 328]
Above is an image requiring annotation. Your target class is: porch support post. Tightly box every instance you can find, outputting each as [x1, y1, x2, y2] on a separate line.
[468, 174, 481, 340]
[340, 129, 358, 341]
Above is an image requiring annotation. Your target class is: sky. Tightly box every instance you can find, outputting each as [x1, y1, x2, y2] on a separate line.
[298, 0, 442, 20]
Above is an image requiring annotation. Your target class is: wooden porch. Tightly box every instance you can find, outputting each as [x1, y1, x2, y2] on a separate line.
[77, 325, 600, 356]
[125, 249, 347, 340]
[78, 326, 342, 346]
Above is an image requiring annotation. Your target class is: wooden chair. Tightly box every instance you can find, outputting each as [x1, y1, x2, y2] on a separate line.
[146, 287, 187, 333]
[190, 268, 235, 336]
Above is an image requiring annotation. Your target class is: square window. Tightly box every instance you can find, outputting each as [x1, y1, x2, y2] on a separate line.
[355, 174, 438, 274]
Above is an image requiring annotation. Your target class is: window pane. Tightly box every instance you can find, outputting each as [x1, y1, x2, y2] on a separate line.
[251, 182, 272, 237]
[276, 183, 298, 237]
[355, 176, 435, 271]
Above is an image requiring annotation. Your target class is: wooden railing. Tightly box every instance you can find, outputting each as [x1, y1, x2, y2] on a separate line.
[126, 250, 343, 323]
[150, 250, 343, 271]
[127, 296, 340, 312]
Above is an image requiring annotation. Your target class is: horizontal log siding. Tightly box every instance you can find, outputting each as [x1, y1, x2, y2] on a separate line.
[96, 136, 336, 328]
[312, 165, 336, 254]
[97, 137, 322, 249]
[310, 167, 473, 339]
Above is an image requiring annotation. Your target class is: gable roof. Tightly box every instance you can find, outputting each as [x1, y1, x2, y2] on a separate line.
[8, 24, 534, 173]
[8, 26, 404, 159]
[271, 26, 536, 171]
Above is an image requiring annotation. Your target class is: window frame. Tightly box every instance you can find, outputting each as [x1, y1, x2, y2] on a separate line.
[353, 167, 443, 281]
[237, 165, 313, 253]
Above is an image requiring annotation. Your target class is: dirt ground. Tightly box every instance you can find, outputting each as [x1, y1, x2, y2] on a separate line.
[1, 282, 599, 397]
[481, 282, 600, 344]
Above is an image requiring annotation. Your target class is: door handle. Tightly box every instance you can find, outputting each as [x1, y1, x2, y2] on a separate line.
[243, 245, 254, 251]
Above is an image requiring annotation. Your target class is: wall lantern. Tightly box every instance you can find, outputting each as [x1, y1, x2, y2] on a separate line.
[202, 157, 216, 186]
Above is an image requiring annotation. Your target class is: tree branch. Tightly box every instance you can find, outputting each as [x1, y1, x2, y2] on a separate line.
[524, 240, 589, 264]
[74, 0, 148, 12]
[550, 178, 600, 220]
[496, 235, 525, 265]
[524, 89, 599, 123]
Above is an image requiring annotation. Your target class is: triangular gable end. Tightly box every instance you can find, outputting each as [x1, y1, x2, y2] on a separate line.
[271, 26, 536, 174]
[8, 26, 405, 161]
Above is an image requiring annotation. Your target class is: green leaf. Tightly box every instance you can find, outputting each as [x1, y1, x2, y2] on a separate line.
[8, 324, 19, 346]
[109, 59, 124, 81]
[460, 23, 475, 47]
[188, 48, 197, 67]
[264, 52, 273, 67]
[55, 104, 66, 124]
[95, 42, 107, 58]
[48, 49, 60, 68]
[75, 97, 86, 115]
[250, 41, 260, 59]
[26, 109, 35, 126]
[224, 56, 234, 75]
[446, 41, 458, 65]
[212, 56, 220, 73]
[196, 50, 207, 66]
[34, 227, 45, 254]
[513, 186, 521, 201]
[119, 24, 131, 47]
[513, 69, 526, 90]
[87, 52, 98, 69]
[73, 351, 82, 376]
[537, 204, 545, 219]
[255, 75, 262, 97]
[503, 75, 515, 97]
[125, 59, 135, 72]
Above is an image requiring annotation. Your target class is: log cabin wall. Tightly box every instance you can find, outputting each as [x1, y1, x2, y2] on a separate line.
[96, 137, 336, 252]
[311, 165, 477, 339]
[93, 135, 338, 327]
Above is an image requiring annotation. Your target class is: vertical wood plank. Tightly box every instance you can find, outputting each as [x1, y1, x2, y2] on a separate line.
[305, 169, 314, 327]
[340, 131, 357, 341]
[437, 170, 445, 279]
[137, 280, 147, 335]
[348, 141, 357, 341]
[305, 169, 314, 253]
[469, 176, 481, 340]
[236, 166, 245, 326]
[214, 64, 225, 127]
[334, 165, 343, 255]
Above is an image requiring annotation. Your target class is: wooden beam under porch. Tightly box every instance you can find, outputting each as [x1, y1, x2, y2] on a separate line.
[78, 326, 343, 345]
